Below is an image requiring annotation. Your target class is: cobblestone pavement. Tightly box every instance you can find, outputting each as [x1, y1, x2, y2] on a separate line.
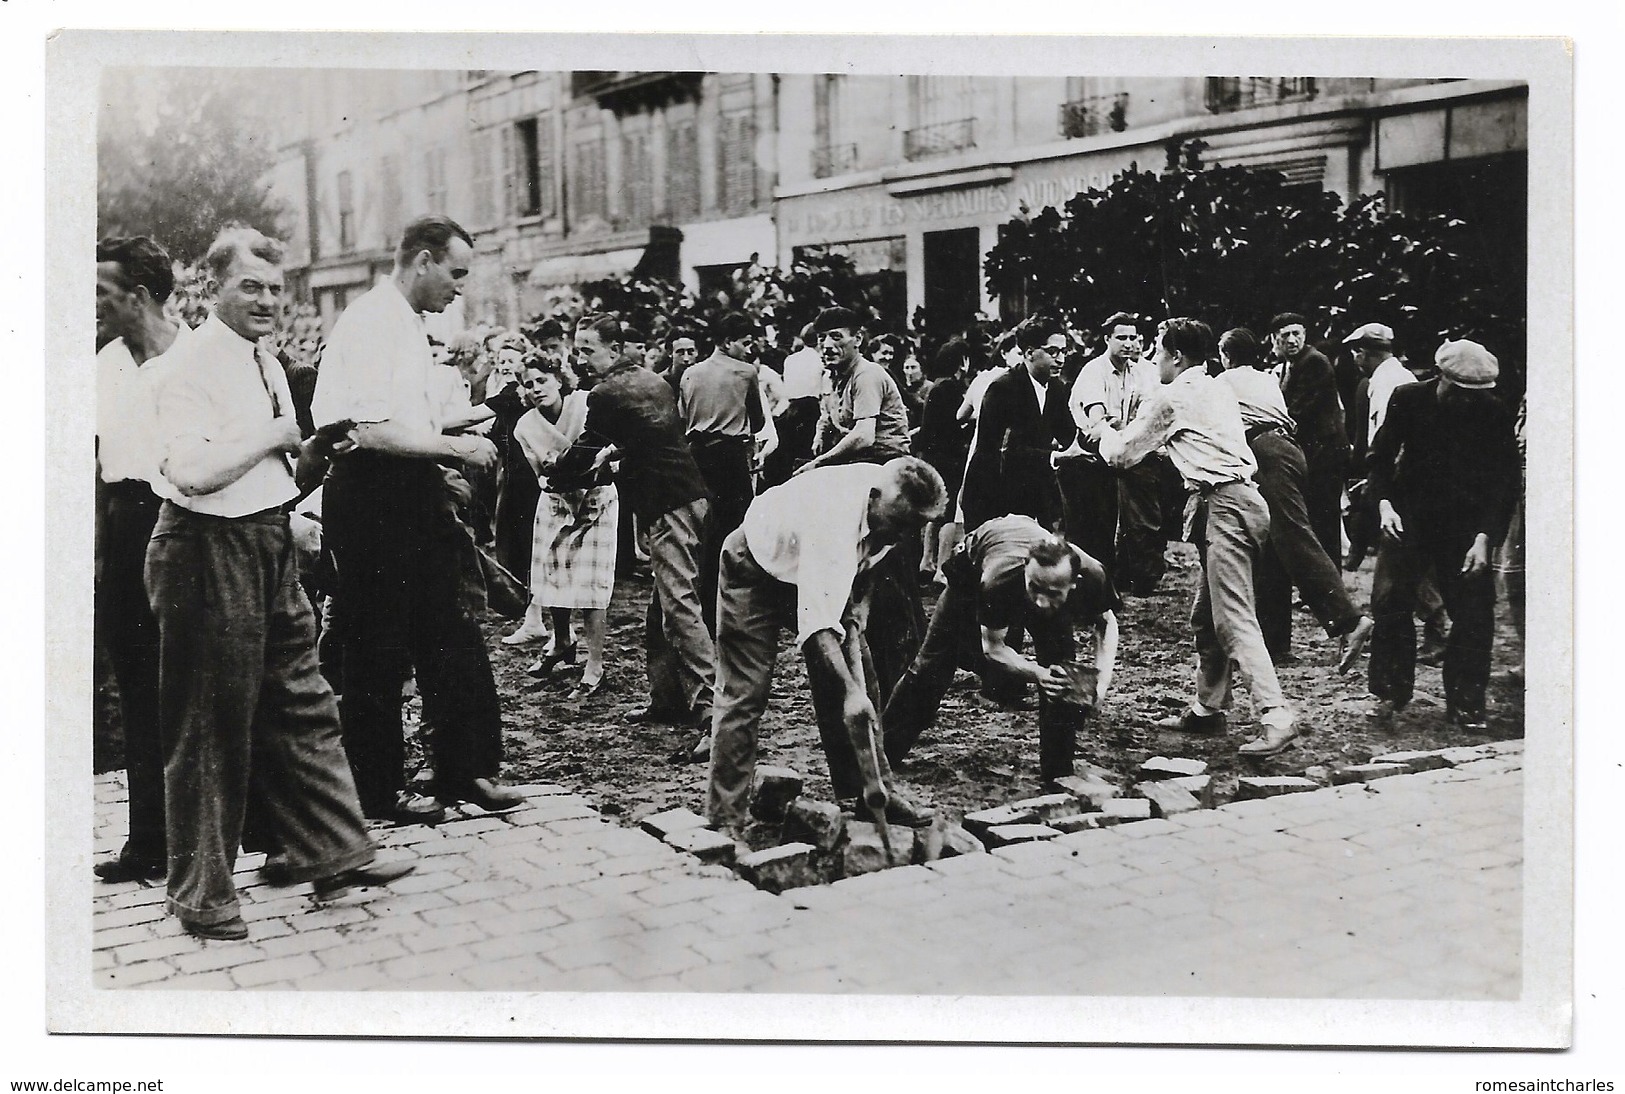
[90, 744, 1522, 996]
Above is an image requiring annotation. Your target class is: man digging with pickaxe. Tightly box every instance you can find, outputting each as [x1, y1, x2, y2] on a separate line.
[704, 458, 947, 853]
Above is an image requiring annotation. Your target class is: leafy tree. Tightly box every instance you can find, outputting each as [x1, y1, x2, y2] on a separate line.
[98, 69, 287, 264]
[985, 160, 1523, 368]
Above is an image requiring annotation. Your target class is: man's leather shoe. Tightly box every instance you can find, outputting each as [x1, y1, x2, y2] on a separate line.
[258, 854, 294, 886]
[183, 915, 249, 941]
[1238, 725, 1300, 758]
[438, 777, 525, 812]
[93, 851, 165, 884]
[1337, 615, 1375, 674]
[686, 733, 713, 764]
[313, 859, 416, 898]
[1153, 710, 1226, 735]
[383, 791, 446, 827]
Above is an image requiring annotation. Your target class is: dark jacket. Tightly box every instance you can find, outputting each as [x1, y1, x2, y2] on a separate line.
[959, 365, 1075, 531]
[1367, 380, 1519, 548]
[1280, 347, 1350, 469]
[554, 362, 709, 524]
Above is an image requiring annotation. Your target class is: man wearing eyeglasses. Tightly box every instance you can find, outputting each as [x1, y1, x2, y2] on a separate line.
[958, 316, 1077, 532]
[313, 215, 524, 826]
[1058, 312, 1167, 595]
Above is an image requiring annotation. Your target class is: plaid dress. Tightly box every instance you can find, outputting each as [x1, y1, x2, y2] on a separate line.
[531, 484, 619, 609]
[517, 393, 620, 609]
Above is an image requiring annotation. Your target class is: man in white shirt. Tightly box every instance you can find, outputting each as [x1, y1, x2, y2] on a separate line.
[1344, 322, 1414, 444]
[1083, 318, 1299, 758]
[313, 215, 523, 824]
[705, 458, 947, 841]
[148, 227, 412, 940]
[92, 235, 187, 883]
[1058, 312, 1167, 595]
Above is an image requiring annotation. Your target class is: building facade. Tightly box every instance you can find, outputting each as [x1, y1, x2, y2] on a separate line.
[266, 71, 1527, 336]
[774, 75, 1528, 330]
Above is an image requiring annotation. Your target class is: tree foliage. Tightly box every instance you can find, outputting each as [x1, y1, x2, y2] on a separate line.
[984, 162, 1524, 366]
[97, 69, 288, 264]
[544, 247, 882, 366]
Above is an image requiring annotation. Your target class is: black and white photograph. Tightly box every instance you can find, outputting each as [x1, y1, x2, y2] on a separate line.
[31, 20, 1586, 1074]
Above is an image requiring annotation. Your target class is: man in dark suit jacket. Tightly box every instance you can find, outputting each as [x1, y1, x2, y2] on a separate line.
[959, 317, 1077, 532]
[1269, 313, 1351, 564]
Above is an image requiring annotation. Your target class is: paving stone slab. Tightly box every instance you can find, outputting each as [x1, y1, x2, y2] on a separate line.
[736, 843, 822, 894]
[662, 825, 738, 866]
[1050, 774, 1118, 810]
[1052, 813, 1106, 834]
[982, 823, 1062, 847]
[1009, 792, 1082, 824]
[751, 766, 806, 823]
[1138, 756, 1209, 780]
[781, 798, 846, 852]
[1097, 798, 1154, 825]
[1165, 774, 1215, 805]
[1370, 750, 1453, 773]
[912, 816, 983, 862]
[1134, 780, 1202, 817]
[842, 820, 917, 876]
[638, 808, 709, 839]
[963, 804, 1040, 836]
[1331, 763, 1410, 785]
[1234, 776, 1322, 801]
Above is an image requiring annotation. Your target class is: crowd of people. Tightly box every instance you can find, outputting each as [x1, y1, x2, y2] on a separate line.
[92, 212, 1527, 942]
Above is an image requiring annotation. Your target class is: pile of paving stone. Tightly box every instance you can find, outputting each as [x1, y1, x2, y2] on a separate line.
[638, 741, 1521, 893]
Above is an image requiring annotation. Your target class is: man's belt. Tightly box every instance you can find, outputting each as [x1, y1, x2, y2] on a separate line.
[1245, 421, 1294, 444]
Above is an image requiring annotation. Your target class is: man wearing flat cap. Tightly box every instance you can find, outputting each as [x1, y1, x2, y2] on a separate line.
[1365, 339, 1520, 732]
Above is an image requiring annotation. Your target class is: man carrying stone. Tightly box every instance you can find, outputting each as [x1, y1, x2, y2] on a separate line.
[313, 215, 523, 824]
[1081, 318, 1301, 758]
[883, 517, 1119, 788]
[705, 458, 947, 842]
[93, 235, 190, 883]
[150, 227, 412, 940]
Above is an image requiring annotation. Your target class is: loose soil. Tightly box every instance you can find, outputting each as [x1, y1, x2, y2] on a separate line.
[481, 544, 1524, 836]
[93, 545, 1525, 844]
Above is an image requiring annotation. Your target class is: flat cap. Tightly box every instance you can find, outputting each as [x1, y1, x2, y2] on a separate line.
[1342, 322, 1395, 345]
[1434, 339, 1499, 389]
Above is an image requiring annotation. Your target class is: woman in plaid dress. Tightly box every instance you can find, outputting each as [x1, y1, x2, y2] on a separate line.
[513, 356, 619, 701]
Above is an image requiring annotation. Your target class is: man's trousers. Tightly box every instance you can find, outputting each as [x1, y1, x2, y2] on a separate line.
[1191, 482, 1289, 721]
[145, 504, 375, 926]
[1057, 455, 1167, 595]
[706, 528, 890, 827]
[1249, 431, 1362, 658]
[1302, 448, 1348, 568]
[642, 498, 718, 716]
[1369, 528, 1497, 718]
[882, 579, 1087, 784]
[689, 434, 754, 633]
[96, 480, 165, 866]
[323, 455, 505, 816]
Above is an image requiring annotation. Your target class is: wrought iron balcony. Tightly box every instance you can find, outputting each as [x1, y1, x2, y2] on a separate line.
[1205, 77, 1318, 113]
[1059, 92, 1130, 139]
[810, 142, 859, 179]
[903, 118, 976, 162]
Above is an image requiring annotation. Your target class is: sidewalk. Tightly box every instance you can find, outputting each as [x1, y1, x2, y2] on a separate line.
[90, 745, 1522, 996]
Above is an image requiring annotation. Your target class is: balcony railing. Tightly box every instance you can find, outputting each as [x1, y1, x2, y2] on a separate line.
[1205, 77, 1318, 113]
[903, 118, 976, 162]
[1059, 92, 1130, 139]
[810, 142, 859, 179]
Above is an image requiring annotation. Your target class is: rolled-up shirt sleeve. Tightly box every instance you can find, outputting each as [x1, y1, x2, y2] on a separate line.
[1097, 391, 1176, 469]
